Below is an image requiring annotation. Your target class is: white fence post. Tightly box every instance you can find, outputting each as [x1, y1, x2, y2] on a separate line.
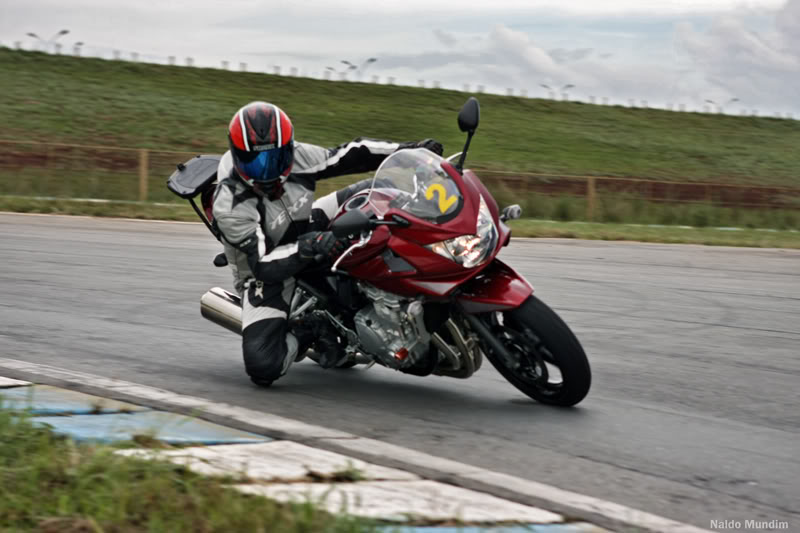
[221, 60, 229, 69]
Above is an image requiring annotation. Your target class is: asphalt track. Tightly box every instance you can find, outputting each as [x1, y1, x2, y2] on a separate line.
[1, 212, 798, 531]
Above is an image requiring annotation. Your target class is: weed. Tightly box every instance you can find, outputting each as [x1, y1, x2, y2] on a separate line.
[0, 407, 379, 532]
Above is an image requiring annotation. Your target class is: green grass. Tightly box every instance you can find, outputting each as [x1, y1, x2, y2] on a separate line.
[0, 404, 378, 532]
[0, 196, 198, 221]
[507, 219, 800, 248]
[3, 197, 798, 248]
[489, 188, 800, 230]
[2, 48, 800, 186]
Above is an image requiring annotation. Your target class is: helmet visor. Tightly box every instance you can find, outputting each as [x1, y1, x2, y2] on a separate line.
[234, 143, 294, 183]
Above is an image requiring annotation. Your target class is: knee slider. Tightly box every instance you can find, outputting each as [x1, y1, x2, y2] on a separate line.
[242, 337, 288, 382]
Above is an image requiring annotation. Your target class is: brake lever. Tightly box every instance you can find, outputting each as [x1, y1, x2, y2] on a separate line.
[330, 231, 372, 273]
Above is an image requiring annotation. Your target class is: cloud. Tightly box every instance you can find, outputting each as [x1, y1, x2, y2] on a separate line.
[775, 0, 800, 42]
[674, 0, 800, 109]
[486, 24, 573, 81]
[433, 29, 458, 47]
[368, 3, 798, 114]
[548, 47, 594, 63]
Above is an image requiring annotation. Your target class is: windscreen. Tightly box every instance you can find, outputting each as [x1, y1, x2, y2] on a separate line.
[367, 149, 463, 224]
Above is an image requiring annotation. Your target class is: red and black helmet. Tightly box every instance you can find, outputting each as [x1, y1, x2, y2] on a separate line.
[227, 101, 295, 186]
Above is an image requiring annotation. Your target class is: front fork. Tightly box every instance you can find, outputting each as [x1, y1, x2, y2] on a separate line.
[459, 307, 519, 370]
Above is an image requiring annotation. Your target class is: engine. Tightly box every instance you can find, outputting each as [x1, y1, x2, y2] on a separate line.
[353, 284, 431, 368]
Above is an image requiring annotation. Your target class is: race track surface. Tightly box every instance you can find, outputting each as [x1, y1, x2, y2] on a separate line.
[1, 213, 798, 531]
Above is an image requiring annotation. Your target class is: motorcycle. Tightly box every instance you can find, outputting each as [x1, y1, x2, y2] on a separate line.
[167, 98, 591, 406]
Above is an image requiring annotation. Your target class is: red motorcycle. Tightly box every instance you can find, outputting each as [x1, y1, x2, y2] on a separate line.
[168, 98, 590, 406]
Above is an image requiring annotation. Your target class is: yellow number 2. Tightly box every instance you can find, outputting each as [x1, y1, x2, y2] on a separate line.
[425, 184, 458, 214]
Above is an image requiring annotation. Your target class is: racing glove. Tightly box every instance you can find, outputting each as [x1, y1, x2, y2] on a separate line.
[398, 138, 444, 156]
[298, 231, 350, 263]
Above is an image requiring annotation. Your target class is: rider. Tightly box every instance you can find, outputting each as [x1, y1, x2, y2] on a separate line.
[212, 101, 443, 387]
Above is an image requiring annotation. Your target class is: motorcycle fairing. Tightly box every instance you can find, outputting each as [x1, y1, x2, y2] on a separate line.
[456, 259, 533, 313]
[334, 161, 515, 300]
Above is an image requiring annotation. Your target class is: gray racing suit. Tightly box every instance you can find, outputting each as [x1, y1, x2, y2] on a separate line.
[212, 137, 406, 384]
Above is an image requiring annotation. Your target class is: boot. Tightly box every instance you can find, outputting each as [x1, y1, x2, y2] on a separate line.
[289, 313, 347, 369]
[289, 318, 315, 363]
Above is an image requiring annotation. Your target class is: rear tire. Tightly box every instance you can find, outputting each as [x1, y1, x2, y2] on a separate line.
[485, 295, 591, 407]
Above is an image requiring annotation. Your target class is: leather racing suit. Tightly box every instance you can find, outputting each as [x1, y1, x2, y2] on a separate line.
[212, 137, 413, 384]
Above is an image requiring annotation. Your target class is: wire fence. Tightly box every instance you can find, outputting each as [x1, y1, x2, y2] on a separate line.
[2, 140, 798, 221]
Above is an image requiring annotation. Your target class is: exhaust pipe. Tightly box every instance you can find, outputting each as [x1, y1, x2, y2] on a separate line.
[200, 287, 242, 335]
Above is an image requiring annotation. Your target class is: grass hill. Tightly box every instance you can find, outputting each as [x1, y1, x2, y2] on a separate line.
[1, 48, 799, 187]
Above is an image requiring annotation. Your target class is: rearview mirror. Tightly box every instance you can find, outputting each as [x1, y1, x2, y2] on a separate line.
[500, 204, 522, 222]
[458, 97, 480, 133]
[331, 208, 372, 239]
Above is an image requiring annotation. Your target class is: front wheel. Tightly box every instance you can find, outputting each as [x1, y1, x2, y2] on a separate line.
[485, 295, 591, 406]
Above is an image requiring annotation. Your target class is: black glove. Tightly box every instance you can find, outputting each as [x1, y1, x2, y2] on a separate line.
[417, 138, 444, 156]
[399, 138, 444, 156]
[298, 231, 350, 263]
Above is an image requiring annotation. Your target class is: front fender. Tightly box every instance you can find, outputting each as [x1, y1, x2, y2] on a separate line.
[457, 259, 533, 313]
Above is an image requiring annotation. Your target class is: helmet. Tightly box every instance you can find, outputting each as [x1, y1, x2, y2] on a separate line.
[227, 101, 295, 187]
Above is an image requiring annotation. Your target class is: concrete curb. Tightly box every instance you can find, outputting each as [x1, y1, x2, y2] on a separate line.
[0, 358, 712, 533]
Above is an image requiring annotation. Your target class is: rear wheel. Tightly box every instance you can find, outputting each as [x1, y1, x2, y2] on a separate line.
[485, 295, 591, 406]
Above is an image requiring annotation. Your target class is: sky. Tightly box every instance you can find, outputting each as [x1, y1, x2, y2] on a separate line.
[2, 0, 798, 117]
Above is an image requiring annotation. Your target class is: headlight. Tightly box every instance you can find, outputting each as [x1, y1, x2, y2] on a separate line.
[426, 195, 498, 268]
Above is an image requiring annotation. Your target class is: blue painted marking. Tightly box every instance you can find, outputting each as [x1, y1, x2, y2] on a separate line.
[33, 410, 271, 445]
[0, 385, 148, 415]
[379, 524, 602, 533]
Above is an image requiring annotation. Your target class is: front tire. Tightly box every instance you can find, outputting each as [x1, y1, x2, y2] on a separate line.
[485, 295, 591, 406]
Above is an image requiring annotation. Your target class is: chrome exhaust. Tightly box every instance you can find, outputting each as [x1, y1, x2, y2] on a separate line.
[200, 287, 242, 335]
